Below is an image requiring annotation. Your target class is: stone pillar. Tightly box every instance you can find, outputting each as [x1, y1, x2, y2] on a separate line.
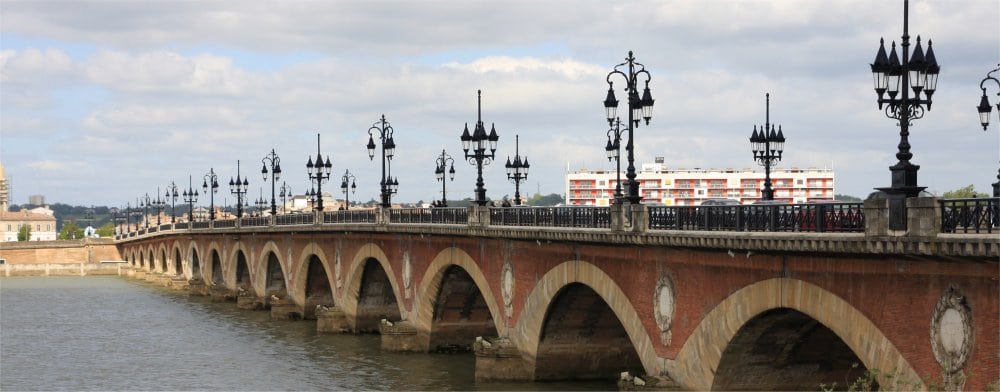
[863, 198, 889, 237]
[467, 205, 491, 228]
[208, 285, 235, 302]
[379, 320, 429, 352]
[906, 196, 940, 237]
[629, 204, 649, 234]
[270, 298, 303, 320]
[313, 210, 323, 225]
[474, 337, 535, 382]
[316, 306, 351, 333]
[375, 206, 389, 226]
[610, 203, 625, 232]
[236, 289, 264, 310]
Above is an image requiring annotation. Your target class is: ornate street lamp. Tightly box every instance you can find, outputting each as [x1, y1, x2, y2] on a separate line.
[203, 168, 220, 221]
[505, 135, 530, 205]
[339, 169, 357, 211]
[433, 149, 455, 207]
[750, 93, 786, 201]
[139, 194, 151, 229]
[976, 64, 1000, 197]
[306, 133, 333, 212]
[367, 115, 398, 208]
[152, 187, 167, 225]
[869, 0, 940, 229]
[254, 188, 268, 217]
[605, 117, 625, 203]
[165, 182, 179, 223]
[461, 90, 500, 206]
[605, 50, 655, 204]
[261, 149, 282, 216]
[229, 160, 250, 218]
[279, 182, 292, 214]
[183, 175, 199, 222]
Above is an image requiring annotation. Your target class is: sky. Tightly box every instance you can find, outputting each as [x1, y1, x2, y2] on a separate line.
[1, 0, 999, 208]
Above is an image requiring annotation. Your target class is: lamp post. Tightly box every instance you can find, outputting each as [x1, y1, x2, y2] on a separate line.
[139, 194, 151, 229]
[461, 90, 500, 206]
[750, 93, 786, 201]
[183, 175, 199, 222]
[367, 115, 398, 208]
[279, 182, 292, 214]
[976, 64, 1000, 197]
[433, 149, 455, 207]
[869, 0, 939, 229]
[150, 187, 166, 225]
[254, 188, 268, 217]
[203, 168, 219, 221]
[165, 182, 179, 223]
[339, 169, 357, 211]
[261, 149, 282, 216]
[605, 51, 655, 204]
[505, 135, 530, 205]
[229, 160, 249, 218]
[605, 117, 625, 203]
[306, 134, 333, 212]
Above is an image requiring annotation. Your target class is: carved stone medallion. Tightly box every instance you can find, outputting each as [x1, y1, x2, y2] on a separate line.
[654, 273, 675, 345]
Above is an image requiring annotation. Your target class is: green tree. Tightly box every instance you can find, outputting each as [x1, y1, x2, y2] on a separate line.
[96, 222, 115, 238]
[59, 221, 84, 240]
[942, 184, 989, 199]
[526, 193, 565, 206]
[17, 225, 31, 241]
[834, 194, 862, 202]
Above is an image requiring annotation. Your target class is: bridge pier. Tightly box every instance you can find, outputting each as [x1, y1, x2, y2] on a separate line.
[379, 320, 429, 352]
[207, 285, 235, 302]
[474, 337, 535, 382]
[270, 298, 303, 320]
[236, 291, 264, 310]
[316, 306, 351, 333]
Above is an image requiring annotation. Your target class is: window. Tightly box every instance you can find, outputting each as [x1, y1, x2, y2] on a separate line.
[36, 224, 40, 231]
[47, 224, 51, 231]
[796, 179, 804, 185]
[6, 224, 9, 231]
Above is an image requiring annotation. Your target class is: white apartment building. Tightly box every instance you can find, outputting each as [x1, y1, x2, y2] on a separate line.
[566, 158, 835, 206]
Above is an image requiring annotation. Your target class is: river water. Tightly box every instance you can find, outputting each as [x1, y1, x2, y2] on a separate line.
[1, 276, 613, 391]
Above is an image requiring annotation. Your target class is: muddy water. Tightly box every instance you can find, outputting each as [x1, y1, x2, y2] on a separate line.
[0, 276, 614, 391]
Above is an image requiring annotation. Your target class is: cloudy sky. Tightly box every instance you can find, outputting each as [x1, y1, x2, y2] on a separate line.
[2, 0, 998, 208]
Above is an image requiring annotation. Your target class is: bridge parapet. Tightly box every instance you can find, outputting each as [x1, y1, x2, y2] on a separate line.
[116, 198, 999, 258]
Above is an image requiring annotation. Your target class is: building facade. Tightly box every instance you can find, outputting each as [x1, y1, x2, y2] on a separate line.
[0, 163, 9, 212]
[1, 210, 58, 242]
[566, 159, 835, 206]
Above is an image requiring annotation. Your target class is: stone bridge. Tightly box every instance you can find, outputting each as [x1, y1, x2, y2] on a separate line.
[117, 202, 999, 390]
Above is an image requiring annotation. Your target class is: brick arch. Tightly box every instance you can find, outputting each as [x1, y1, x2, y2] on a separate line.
[205, 241, 225, 287]
[411, 247, 503, 336]
[291, 242, 333, 307]
[146, 247, 154, 270]
[187, 240, 203, 280]
[157, 243, 168, 273]
[255, 241, 286, 298]
[171, 241, 184, 276]
[342, 243, 405, 325]
[511, 260, 659, 379]
[227, 241, 252, 290]
[670, 277, 923, 391]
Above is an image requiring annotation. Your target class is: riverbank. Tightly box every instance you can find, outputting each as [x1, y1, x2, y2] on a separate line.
[0, 238, 124, 276]
[1, 261, 126, 277]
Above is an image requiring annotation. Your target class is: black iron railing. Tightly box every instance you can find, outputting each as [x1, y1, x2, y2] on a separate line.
[389, 207, 468, 224]
[214, 219, 236, 228]
[276, 213, 313, 226]
[175, 222, 190, 230]
[324, 210, 376, 224]
[191, 221, 211, 229]
[159, 224, 172, 232]
[941, 197, 999, 234]
[147, 227, 158, 234]
[241, 216, 270, 227]
[490, 206, 611, 228]
[649, 203, 864, 232]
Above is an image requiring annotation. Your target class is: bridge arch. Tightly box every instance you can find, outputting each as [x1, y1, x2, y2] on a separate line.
[206, 242, 225, 287]
[670, 277, 923, 391]
[293, 242, 335, 319]
[412, 247, 503, 351]
[187, 241, 203, 281]
[147, 248, 155, 271]
[512, 260, 658, 381]
[158, 244, 168, 273]
[256, 241, 287, 299]
[172, 244, 183, 276]
[228, 242, 252, 291]
[343, 243, 404, 332]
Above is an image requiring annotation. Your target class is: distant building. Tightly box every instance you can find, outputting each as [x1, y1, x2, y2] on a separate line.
[29, 194, 45, 206]
[1, 210, 57, 242]
[566, 158, 835, 206]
